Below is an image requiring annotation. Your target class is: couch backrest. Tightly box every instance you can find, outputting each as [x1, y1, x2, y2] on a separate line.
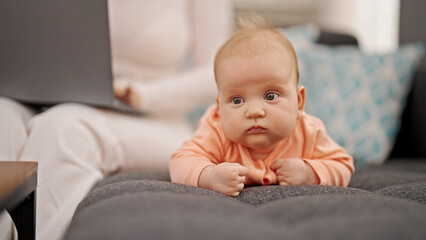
[390, 67, 426, 159]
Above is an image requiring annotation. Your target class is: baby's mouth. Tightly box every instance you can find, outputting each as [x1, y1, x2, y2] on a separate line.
[246, 126, 267, 134]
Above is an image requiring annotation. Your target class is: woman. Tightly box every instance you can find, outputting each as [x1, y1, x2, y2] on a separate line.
[0, 1, 233, 239]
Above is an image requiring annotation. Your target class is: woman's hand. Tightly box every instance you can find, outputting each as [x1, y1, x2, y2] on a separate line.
[113, 80, 140, 108]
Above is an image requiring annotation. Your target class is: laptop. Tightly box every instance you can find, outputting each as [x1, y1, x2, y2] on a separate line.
[0, 0, 143, 115]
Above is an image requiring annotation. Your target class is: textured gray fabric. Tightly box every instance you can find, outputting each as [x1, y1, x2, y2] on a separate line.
[284, 196, 426, 240]
[66, 193, 278, 240]
[75, 180, 232, 215]
[93, 171, 171, 189]
[65, 191, 426, 240]
[348, 161, 426, 191]
[254, 194, 425, 225]
[65, 160, 426, 240]
[375, 182, 426, 204]
[256, 195, 426, 240]
[237, 185, 372, 206]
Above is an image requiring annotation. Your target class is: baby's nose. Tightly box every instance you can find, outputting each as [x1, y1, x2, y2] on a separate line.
[245, 103, 265, 119]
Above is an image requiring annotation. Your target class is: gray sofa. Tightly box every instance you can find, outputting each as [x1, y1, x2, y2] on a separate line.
[64, 33, 426, 240]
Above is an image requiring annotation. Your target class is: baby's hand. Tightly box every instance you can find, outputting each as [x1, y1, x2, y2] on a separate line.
[199, 163, 248, 197]
[113, 80, 140, 108]
[270, 158, 318, 185]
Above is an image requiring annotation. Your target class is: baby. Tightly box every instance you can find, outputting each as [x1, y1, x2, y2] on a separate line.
[170, 20, 354, 197]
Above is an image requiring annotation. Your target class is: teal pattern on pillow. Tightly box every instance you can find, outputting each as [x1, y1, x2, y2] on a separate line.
[297, 43, 425, 167]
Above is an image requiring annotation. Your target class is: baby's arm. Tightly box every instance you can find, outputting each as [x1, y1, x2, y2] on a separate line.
[199, 163, 248, 196]
[269, 115, 355, 187]
[170, 106, 250, 194]
[270, 158, 319, 185]
[305, 127, 354, 187]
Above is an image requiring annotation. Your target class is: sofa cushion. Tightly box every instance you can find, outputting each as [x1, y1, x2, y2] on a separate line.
[297, 43, 425, 167]
[65, 160, 426, 240]
[68, 193, 269, 240]
[75, 178, 230, 216]
[65, 173, 426, 240]
[279, 195, 426, 240]
[375, 182, 426, 204]
[236, 185, 371, 206]
[348, 160, 426, 191]
[67, 194, 426, 240]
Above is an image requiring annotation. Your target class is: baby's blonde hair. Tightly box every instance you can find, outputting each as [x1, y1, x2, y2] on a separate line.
[214, 16, 299, 84]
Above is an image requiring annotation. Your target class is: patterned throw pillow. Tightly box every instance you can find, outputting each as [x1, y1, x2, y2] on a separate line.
[297, 43, 425, 167]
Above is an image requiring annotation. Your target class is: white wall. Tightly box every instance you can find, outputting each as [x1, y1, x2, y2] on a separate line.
[316, 0, 400, 53]
[233, 0, 400, 53]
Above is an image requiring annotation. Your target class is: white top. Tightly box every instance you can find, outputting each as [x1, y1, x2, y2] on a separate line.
[108, 0, 233, 114]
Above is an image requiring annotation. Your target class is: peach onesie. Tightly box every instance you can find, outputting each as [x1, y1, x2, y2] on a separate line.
[170, 105, 355, 187]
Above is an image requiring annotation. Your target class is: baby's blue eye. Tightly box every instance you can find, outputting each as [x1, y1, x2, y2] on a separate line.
[232, 97, 244, 105]
[265, 92, 278, 101]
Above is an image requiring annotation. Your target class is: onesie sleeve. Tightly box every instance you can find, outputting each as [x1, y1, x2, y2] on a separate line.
[170, 106, 225, 186]
[302, 115, 355, 187]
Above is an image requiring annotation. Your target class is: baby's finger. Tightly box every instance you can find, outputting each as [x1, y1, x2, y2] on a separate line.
[279, 181, 290, 186]
[228, 183, 244, 197]
[231, 191, 241, 197]
[270, 159, 283, 171]
[277, 175, 290, 184]
[237, 175, 246, 184]
[238, 166, 249, 176]
[231, 183, 244, 196]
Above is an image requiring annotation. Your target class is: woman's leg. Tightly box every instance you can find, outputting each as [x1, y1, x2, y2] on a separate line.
[0, 97, 36, 161]
[19, 103, 124, 240]
[104, 111, 194, 171]
[19, 102, 193, 239]
[0, 211, 16, 240]
[0, 98, 36, 240]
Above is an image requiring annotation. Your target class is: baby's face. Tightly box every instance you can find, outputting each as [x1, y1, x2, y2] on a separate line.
[216, 51, 304, 154]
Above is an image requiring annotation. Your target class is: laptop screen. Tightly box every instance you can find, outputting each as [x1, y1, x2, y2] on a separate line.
[0, 0, 114, 107]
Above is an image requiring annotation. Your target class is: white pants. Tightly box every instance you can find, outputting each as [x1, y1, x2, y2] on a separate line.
[0, 97, 193, 240]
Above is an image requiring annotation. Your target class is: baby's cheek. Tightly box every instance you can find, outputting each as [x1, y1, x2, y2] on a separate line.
[221, 118, 240, 142]
[224, 126, 242, 143]
[275, 115, 297, 138]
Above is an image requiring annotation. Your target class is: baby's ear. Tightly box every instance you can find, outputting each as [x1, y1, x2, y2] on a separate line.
[297, 86, 306, 116]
